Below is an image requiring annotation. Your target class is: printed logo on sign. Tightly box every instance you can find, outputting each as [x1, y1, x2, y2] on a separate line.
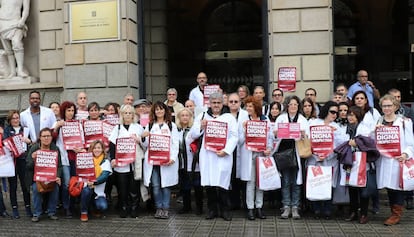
[262, 158, 273, 169]
[311, 166, 323, 177]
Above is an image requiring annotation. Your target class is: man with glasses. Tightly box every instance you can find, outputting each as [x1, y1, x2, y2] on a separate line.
[305, 88, 321, 116]
[347, 70, 380, 108]
[189, 72, 208, 108]
[272, 88, 284, 110]
[20, 90, 56, 142]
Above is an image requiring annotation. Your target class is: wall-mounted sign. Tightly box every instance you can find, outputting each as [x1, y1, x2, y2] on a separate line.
[70, 0, 120, 43]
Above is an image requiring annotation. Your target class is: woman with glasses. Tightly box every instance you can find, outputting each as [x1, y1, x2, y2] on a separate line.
[307, 101, 341, 219]
[274, 95, 309, 219]
[26, 128, 62, 222]
[375, 94, 414, 225]
[108, 104, 142, 218]
[2, 110, 33, 218]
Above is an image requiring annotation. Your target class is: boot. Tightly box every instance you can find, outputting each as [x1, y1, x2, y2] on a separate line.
[292, 206, 301, 220]
[247, 209, 255, 220]
[384, 205, 403, 226]
[12, 206, 20, 219]
[25, 205, 32, 217]
[345, 212, 358, 221]
[178, 191, 192, 214]
[280, 206, 290, 219]
[194, 186, 203, 215]
[130, 194, 139, 218]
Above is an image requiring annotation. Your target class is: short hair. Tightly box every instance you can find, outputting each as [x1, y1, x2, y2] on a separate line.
[319, 101, 338, 119]
[37, 127, 53, 144]
[209, 92, 223, 103]
[124, 92, 134, 98]
[88, 102, 100, 111]
[348, 106, 364, 123]
[60, 101, 77, 121]
[88, 140, 106, 156]
[272, 88, 284, 96]
[167, 88, 178, 95]
[104, 102, 120, 114]
[253, 85, 265, 93]
[305, 88, 317, 96]
[333, 91, 343, 97]
[49, 102, 60, 108]
[175, 108, 194, 129]
[244, 96, 263, 117]
[150, 101, 172, 124]
[379, 94, 399, 108]
[185, 100, 195, 106]
[6, 110, 20, 125]
[283, 95, 302, 113]
[119, 104, 137, 124]
[29, 90, 41, 97]
[388, 88, 400, 94]
[351, 90, 370, 113]
[335, 83, 347, 90]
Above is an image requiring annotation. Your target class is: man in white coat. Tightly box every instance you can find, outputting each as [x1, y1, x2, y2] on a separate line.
[189, 72, 208, 109]
[20, 90, 56, 142]
[191, 92, 238, 221]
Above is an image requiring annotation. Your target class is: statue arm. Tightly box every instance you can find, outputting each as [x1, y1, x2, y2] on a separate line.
[18, 0, 30, 27]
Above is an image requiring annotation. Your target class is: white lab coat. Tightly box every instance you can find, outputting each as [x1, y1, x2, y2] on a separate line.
[20, 106, 56, 141]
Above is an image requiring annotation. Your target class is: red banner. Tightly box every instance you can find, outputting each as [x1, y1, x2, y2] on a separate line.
[203, 85, 220, 107]
[277, 67, 296, 92]
[34, 150, 58, 182]
[310, 125, 334, 159]
[104, 114, 119, 125]
[83, 120, 104, 147]
[115, 137, 136, 166]
[3, 134, 26, 157]
[204, 120, 227, 152]
[76, 152, 96, 182]
[245, 120, 268, 152]
[277, 122, 301, 139]
[375, 126, 401, 157]
[148, 134, 170, 165]
[62, 121, 84, 150]
[102, 121, 115, 147]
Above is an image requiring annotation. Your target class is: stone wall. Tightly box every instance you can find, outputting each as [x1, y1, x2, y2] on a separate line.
[268, 0, 333, 102]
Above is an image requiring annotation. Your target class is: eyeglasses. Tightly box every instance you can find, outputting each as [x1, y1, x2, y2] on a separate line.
[329, 110, 338, 115]
[381, 104, 394, 108]
[167, 93, 176, 96]
[272, 94, 282, 97]
[305, 94, 315, 96]
[229, 100, 239, 104]
[211, 101, 222, 104]
[41, 135, 52, 138]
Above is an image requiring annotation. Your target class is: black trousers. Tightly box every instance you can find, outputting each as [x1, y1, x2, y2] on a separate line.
[206, 186, 230, 214]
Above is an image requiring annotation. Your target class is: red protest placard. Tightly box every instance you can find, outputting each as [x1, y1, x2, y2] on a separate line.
[310, 125, 334, 159]
[148, 134, 170, 165]
[278, 67, 296, 92]
[104, 114, 119, 125]
[204, 120, 227, 152]
[203, 85, 221, 107]
[76, 152, 96, 182]
[83, 120, 104, 147]
[375, 126, 401, 157]
[277, 123, 301, 139]
[3, 134, 26, 157]
[75, 110, 89, 121]
[102, 121, 115, 147]
[115, 137, 136, 166]
[245, 120, 268, 152]
[139, 114, 150, 127]
[34, 150, 58, 182]
[62, 121, 84, 150]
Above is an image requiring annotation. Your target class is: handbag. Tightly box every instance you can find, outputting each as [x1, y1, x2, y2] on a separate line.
[69, 176, 84, 197]
[36, 181, 56, 193]
[296, 137, 312, 158]
[272, 148, 297, 170]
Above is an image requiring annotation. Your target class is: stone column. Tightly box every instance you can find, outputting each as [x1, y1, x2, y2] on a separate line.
[268, 0, 333, 102]
[62, 0, 140, 105]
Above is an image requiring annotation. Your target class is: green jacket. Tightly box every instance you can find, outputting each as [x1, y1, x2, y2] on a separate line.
[26, 142, 63, 190]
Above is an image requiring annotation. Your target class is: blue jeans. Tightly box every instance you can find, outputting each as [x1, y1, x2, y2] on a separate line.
[80, 187, 108, 213]
[312, 200, 332, 215]
[281, 168, 301, 207]
[61, 165, 70, 209]
[32, 183, 59, 217]
[151, 166, 171, 209]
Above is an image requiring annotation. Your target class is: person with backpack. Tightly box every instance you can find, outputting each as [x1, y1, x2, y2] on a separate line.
[176, 108, 203, 215]
[141, 101, 179, 219]
[238, 96, 273, 220]
[191, 92, 238, 221]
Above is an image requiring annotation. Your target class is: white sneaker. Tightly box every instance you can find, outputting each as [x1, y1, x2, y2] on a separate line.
[280, 206, 290, 219]
[292, 207, 301, 219]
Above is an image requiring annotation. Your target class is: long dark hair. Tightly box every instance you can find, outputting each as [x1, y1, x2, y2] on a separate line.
[351, 90, 370, 114]
[150, 101, 172, 124]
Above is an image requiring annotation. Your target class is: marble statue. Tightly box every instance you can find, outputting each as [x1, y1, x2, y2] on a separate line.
[0, 0, 30, 78]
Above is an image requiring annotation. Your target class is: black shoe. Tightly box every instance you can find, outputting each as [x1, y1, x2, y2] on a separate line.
[119, 207, 127, 218]
[222, 211, 232, 221]
[314, 211, 321, 220]
[247, 209, 255, 220]
[205, 210, 217, 220]
[407, 200, 413, 210]
[345, 212, 358, 221]
[196, 206, 203, 215]
[256, 208, 266, 219]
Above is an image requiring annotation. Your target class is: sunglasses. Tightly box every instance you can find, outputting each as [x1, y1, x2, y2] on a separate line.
[329, 110, 338, 115]
[229, 100, 239, 104]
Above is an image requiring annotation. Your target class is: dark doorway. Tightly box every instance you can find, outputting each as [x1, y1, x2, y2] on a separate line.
[334, 0, 414, 101]
[167, 0, 264, 103]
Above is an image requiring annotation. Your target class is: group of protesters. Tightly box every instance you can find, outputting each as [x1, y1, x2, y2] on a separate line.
[0, 70, 413, 227]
